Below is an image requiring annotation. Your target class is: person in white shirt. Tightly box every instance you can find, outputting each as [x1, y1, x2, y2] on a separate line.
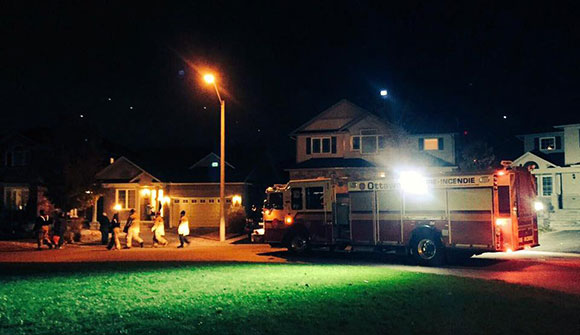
[151, 212, 168, 247]
[177, 210, 190, 248]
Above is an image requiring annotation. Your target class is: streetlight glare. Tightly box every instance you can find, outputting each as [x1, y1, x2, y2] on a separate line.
[380, 89, 388, 96]
[204, 74, 215, 84]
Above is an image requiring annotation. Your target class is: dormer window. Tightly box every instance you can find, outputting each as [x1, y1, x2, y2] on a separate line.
[539, 137, 555, 151]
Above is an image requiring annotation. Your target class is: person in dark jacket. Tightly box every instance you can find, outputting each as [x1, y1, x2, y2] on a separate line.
[52, 211, 67, 249]
[107, 213, 122, 250]
[34, 210, 53, 250]
[99, 212, 110, 245]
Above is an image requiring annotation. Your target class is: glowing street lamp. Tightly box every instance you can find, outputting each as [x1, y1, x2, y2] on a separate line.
[380, 89, 388, 97]
[204, 73, 226, 242]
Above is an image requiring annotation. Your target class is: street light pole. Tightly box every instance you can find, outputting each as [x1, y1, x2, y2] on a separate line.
[205, 73, 226, 242]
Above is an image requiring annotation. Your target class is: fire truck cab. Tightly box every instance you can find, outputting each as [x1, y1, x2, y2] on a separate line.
[263, 167, 539, 266]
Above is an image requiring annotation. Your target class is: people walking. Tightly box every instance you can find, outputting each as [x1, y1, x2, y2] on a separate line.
[125, 209, 143, 249]
[151, 211, 168, 247]
[177, 210, 190, 248]
[52, 211, 67, 249]
[34, 210, 53, 250]
[107, 212, 122, 250]
[99, 212, 110, 245]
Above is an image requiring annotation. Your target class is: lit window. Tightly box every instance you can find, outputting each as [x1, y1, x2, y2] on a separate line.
[116, 189, 136, 209]
[4, 187, 29, 210]
[423, 138, 439, 151]
[540, 137, 555, 151]
[542, 176, 553, 196]
[211, 162, 219, 167]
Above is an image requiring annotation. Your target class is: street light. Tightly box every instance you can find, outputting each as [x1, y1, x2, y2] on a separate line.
[204, 73, 226, 242]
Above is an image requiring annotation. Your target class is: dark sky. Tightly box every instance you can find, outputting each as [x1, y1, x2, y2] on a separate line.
[2, 1, 579, 162]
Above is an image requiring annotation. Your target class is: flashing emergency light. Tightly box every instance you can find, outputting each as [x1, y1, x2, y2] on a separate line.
[495, 218, 511, 227]
[497, 170, 505, 176]
[534, 201, 544, 211]
[398, 171, 428, 195]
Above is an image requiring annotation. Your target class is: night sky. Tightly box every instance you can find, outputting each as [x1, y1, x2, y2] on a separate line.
[2, 1, 579, 165]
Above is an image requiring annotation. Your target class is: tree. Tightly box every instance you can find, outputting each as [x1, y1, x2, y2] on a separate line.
[458, 140, 497, 171]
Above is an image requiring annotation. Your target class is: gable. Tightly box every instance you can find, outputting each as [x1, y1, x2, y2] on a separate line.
[96, 157, 145, 181]
[292, 99, 367, 134]
[513, 152, 558, 170]
[190, 153, 235, 169]
[346, 114, 399, 135]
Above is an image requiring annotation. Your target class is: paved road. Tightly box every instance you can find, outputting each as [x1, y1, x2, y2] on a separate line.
[1, 237, 579, 295]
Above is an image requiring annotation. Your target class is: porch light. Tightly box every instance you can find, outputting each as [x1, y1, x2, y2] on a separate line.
[140, 189, 151, 196]
[113, 204, 122, 211]
[232, 194, 242, 206]
[534, 201, 544, 211]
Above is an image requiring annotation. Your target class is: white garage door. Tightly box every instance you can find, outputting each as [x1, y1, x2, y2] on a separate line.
[172, 198, 222, 228]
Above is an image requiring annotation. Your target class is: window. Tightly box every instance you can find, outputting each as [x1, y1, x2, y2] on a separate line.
[361, 136, 377, 154]
[182, 199, 188, 203]
[291, 188, 303, 210]
[4, 187, 29, 210]
[305, 187, 324, 209]
[200, 199, 206, 203]
[211, 162, 219, 167]
[307, 137, 335, 154]
[540, 137, 555, 151]
[174, 199, 180, 203]
[267, 192, 283, 209]
[352, 136, 360, 150]
[542, 176, 553, 196]
[378, 136, 386, 149]
[418, 138, 444, 151]
[116, 189, 136, 209]
[209, 199, 215, 203]
[498, 186, 510, 214]
[4, 146, 29, 167]
[192, 199, 197, 204]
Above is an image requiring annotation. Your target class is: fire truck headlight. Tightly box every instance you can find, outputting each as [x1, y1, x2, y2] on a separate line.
[534, 201, 544, 211]
[399, 171, 428, 195]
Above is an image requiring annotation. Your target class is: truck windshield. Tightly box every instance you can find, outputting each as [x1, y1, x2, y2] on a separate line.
[268, 193, 284, 209]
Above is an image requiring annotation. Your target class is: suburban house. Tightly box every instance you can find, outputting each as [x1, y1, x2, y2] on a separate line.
[95, 153, 253, 230]
[0, 132, 54, 229]
[513, 124, 580, 226]
[287, 99, 458, 180]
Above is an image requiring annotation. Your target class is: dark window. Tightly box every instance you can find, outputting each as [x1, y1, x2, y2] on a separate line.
[498, 186, 510, 215]
[322, 138, 331, 153]
[418, 138, 424, 151]
[555, 136, 562, 150]
[192, 199, 197, 203]
[174, 199, 180, 203]
[438, 137, 444, 150]
[182, 199, 188, 203]
[352, 136, 360, 150]
[268, 193, 283, 209]
[306, 187, 324, 209]
[291, 188, 303, 210]
[378, 136, 386, 149]
[361, 136, 377, 154]
[306, 137, 311, 155]
[312, 138, 321, 153]
[331, 137, 337, 153]
[209, 199, 215, 203]
[200, 199, 206, 203]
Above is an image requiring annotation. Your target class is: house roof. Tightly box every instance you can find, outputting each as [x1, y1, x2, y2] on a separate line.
[289, 99, 372, 136]
[528, 150, 565, 167]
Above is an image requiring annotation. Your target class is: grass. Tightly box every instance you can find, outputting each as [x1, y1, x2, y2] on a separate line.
[0, 263, 578, 335]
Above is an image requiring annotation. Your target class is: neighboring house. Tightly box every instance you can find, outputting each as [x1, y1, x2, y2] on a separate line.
[95, 153, 253, 229]
[513, 124, 580, 218]
[0, 132, 53, 227]
[287, 99, 457, 180]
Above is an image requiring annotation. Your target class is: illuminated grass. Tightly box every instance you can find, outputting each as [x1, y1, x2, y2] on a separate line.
[0, 263, 578, 334]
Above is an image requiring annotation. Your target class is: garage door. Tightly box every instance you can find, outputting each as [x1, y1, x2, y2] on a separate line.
[172, 198, 222, 228]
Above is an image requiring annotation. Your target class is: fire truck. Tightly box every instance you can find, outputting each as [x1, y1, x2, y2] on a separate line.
[263, 167, 539, 266]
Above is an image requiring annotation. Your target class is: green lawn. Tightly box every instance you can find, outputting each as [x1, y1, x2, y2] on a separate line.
[0, 263, 578, 335]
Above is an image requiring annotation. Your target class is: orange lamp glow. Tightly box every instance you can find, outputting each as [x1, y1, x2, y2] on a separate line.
[113, 204, 122, 211]
[204, 74, 215, 84]
[285, 216, 293, 225]
[497, 170, 505, 176]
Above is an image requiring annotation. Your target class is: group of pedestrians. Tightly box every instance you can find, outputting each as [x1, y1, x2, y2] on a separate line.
[34, 209, 67, 250]
[101, 209, 191, 250]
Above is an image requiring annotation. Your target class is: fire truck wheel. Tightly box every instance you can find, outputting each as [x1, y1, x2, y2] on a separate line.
[288, 234, 310, 254]
[410, 232, 445, 266]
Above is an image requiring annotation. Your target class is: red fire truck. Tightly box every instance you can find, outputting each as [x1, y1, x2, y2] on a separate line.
[263, 167, 539, 266]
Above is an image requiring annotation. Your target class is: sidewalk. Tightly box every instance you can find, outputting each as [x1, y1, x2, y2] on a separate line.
[535, 229, 580, 254]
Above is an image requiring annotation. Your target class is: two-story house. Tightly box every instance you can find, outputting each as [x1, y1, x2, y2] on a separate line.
[287, 99, 457, 180]
[0, 132, 53, 228]
[513, 124, 580, 223]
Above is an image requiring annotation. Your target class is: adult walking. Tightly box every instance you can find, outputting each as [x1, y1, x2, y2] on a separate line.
[52, 211, 67, 249]
[125, 209, 143, 249]
[177, 210, 190, 248]
[34, 210, 53, 250]
[151, 211, 168, 247]
[107, 212, 121, 250]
